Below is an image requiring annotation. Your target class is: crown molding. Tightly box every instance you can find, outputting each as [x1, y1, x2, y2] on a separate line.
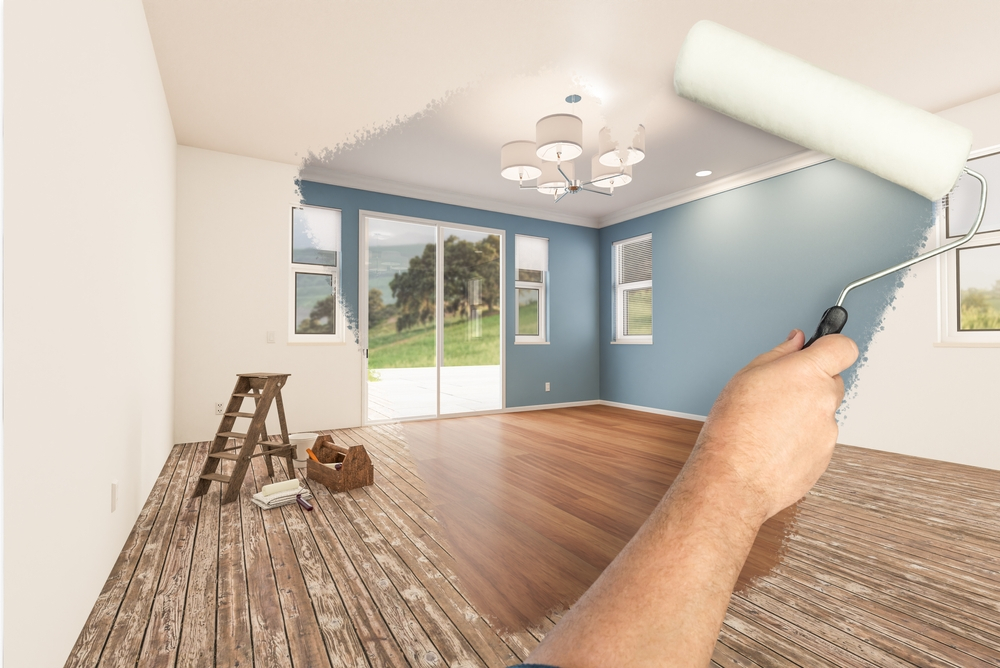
[298, 164, 600, 228]
[300, 151, 833, 232]
[596, 150, 832, 228]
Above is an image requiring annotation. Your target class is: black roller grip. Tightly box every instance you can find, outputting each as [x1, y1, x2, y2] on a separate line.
[804, 306, 848, 348]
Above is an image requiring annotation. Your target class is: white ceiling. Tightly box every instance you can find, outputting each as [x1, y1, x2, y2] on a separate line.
[143, 0, 1000, 226]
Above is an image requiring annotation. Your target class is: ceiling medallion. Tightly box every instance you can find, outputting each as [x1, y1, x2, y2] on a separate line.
[499, 96, 645, 203]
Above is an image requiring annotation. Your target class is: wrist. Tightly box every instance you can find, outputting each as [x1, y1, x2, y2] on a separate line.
[676, 441, 771, 535]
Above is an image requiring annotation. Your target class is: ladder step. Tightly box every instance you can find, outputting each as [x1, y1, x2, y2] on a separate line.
[200, 473, 232, 483]
[217, 431, 247, 439]
[233, 392, 259, 398]
[208, 451, 240, 460]
[250, 447, 293, 458]
[225, 412, 255, 418]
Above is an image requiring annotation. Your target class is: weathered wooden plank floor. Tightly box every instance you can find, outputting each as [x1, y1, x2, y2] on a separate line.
[65, 407, 1000, 667]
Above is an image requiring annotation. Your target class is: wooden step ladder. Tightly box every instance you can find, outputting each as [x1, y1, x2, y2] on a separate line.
[192, 373, 296, 505]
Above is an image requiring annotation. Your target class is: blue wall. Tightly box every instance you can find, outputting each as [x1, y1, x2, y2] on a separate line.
[299, 181, 601, 407]
[599, 160, 935, 416]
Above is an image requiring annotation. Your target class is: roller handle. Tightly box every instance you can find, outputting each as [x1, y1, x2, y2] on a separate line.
[296, 494, 314, 511]
[804, 306, 848, 348]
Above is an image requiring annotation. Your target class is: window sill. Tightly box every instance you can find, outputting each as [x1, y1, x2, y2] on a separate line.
[611, 338, 652, 345]
[515, 340, 550, 345]
[287, 339, 349, 345]
[933, 340, 1000, 348]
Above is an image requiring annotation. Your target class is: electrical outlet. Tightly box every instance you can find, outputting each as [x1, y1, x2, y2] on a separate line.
[215, 402, 224, 415]
[111, 480, 118, 513]
[545, 382, 551, 392]
[266, 330, 275, 343]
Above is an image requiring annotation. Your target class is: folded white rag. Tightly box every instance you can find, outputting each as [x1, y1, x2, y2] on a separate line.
[251, 484, 313, 510]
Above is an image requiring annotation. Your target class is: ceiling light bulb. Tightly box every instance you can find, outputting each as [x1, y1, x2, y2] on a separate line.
[500, 141, 542, 181]
[536, 114, 584, 162]
[696, 170, 712, 177]
[591, 155, 632, 189]
[537, 160, 575, 195]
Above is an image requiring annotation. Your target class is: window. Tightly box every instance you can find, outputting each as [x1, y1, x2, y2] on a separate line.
[938, 149, 1000, 346]
[289, 205, 343, 343]
[515, 235, 548, 343]
[613, 233, 652, 344]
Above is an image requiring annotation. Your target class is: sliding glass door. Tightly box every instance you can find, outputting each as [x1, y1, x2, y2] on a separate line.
[364, 217, 437, 421]
[362, 214, 503, 423]
[440, 226, 502, 415]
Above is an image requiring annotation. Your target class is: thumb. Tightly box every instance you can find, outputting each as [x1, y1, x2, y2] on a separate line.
[746, 329, 804, 369]
[798, 333, 859, 377]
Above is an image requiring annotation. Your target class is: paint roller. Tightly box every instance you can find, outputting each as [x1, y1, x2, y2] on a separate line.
[674, 21, 989, 346]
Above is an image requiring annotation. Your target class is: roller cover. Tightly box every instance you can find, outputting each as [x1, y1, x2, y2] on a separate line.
[674, 21, 972, 201]
[261, 478, 300, 497]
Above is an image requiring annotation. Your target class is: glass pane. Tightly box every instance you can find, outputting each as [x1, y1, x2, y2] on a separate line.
[295, 273, 335, 334]
[624, 287, 652, 336]
[517, 289, 539, 336]
[958, 244, 1000, 331]
[518, 268, 543, 282]
[293, 206, 339, 266]
[366, 218, 437, 421]
[442, 228, 502, 414]
[947, 153, 1000, 237]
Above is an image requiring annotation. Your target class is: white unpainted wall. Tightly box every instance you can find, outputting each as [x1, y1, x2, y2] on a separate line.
[3, 1, 177, 666]
[173, 146, 364, 445]
[840, 92, 1000, 470]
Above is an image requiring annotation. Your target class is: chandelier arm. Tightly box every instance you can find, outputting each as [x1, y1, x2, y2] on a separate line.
[518, 184, 539, 191]
[583, 175, 615, 188]
[557, 163, 572, 185]
[554, 190, 570, 203]
[579, 187, 614, 196]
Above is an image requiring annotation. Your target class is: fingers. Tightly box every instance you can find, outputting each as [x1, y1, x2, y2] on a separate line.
[746, 329, 804, 368]
[799, 334, 859, 377]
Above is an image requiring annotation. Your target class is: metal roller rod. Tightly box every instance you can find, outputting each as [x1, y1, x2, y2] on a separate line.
[836, 167, 988, 307]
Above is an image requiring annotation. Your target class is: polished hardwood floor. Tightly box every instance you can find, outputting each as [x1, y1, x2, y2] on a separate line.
[401, 406, 798, 631]
[67, 406, 1000, 667]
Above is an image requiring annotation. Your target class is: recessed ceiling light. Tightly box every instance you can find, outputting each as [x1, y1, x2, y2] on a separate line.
[695, 170, 712, 177]
[565, 94, 581, 104]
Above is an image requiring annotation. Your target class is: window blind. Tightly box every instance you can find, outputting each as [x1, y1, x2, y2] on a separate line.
[515, 235, 548, 272]
[293, 206, 341, 266]
[617, 236, 652, 285]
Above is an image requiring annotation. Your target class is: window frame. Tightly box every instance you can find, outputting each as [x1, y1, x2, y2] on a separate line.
[937, 147, 1000, 347]
[289, 204, 345, 344]
[514, 234, 548, 345]
[612, 233, 653, 345]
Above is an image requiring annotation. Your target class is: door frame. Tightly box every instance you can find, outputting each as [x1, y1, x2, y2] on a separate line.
[359, 210, 506, 425]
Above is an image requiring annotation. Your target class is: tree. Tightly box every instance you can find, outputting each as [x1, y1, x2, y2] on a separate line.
[387, 233, 501, 331]
[442, 234, 500, 316]
[298, 295, 334, 333]
[390, 243, 436, 331]
[368, 288, 395, 328]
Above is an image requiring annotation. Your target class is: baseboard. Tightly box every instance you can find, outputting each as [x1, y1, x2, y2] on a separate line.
[503, 400, 602, 413]
[597, 400, 707, 422]
[502, 399, 708, 422]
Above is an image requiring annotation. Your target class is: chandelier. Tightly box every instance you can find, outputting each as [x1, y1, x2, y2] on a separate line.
[500, 100, 645, 203]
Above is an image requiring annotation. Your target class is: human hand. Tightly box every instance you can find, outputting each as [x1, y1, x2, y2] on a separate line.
[685, 329, 859, 525]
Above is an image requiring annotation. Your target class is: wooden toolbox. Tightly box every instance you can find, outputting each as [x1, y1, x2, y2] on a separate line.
[306, 436, 374, 493]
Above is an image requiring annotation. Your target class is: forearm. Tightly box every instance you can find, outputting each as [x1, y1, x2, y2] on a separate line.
[527, 331, 857, 667]
[528, 453, 765, 668]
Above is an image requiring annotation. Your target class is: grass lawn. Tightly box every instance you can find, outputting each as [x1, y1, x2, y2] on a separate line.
[369, 312, 500, 369]
[960, 289, 1000, 330]
[517, 302, 538, 336]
